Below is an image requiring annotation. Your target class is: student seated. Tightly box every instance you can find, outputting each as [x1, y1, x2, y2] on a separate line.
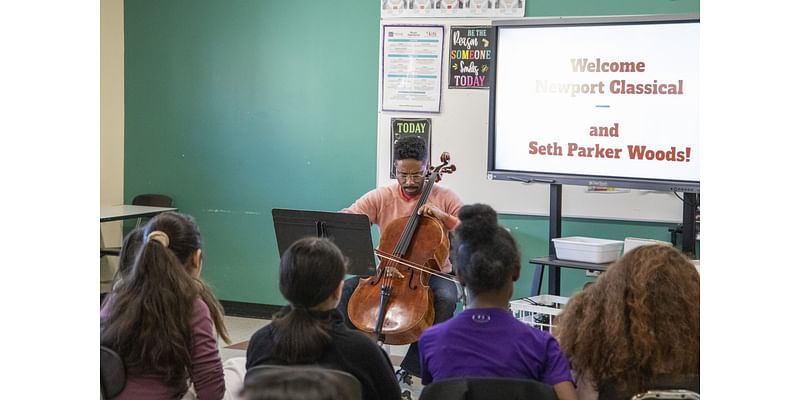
[555, 244, 700, 400]
[100, 211, 244, 400]
[418, 204, 577, 400]
[246, 237, 401, 400]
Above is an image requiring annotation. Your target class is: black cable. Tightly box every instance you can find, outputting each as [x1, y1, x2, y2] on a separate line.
[673, 191, 699, 208]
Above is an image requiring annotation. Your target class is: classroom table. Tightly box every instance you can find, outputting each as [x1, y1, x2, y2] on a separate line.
[100, 205, 178, 255]
[100, 205, 178, 223]
[528, 256, 611, 296]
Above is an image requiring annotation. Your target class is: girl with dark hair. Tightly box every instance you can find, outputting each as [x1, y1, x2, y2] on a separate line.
[555, 244, 700, 400]
[418, 204, 577, 400]
[246, 237, 401, 400]
[101, 211, 238, 399]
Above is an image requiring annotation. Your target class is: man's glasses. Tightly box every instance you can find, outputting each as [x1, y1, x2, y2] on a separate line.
[395, 170, 426, 180]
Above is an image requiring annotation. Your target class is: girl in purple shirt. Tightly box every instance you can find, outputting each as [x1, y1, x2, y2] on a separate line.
[418, 204, 577, 400]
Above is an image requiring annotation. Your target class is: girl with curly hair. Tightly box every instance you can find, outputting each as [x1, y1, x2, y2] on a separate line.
[555, 244, 700, 400]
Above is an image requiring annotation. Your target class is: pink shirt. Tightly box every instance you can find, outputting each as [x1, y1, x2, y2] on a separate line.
[101, 298, 225, 400]
[342, 182, 463, 273]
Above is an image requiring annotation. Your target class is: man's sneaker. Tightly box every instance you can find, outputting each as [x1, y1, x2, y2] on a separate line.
[396, 369, 416, 400]
[396, 368, 414, 386]
[400, 389, 414, 400]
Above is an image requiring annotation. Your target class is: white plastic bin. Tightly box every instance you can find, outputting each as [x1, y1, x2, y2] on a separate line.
[509, 295, 570, 332]
[622, 237, 671, 254]
[552, 236, 623, 264]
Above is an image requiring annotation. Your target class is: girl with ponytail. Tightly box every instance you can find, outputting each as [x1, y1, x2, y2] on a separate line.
[246, 237, 401, 400]
[418, 204, 577, 400]
[101, 211, 238, 399]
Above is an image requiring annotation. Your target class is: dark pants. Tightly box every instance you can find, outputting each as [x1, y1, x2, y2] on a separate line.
[337, 274, 459, 377]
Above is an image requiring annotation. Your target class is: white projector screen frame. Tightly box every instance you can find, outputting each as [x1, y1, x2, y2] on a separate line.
[488, 14, 700, 193]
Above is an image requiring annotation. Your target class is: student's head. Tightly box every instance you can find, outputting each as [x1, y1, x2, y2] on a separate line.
[101, 211, 229, 387]
[393, 135, 428, 197]
[556, 244, 700, 395]
[271, 237, 347, 364]
[454, 204, 521, 299]
[141, 211, 204, 277]
[279, 237, 347, 310]
[240, 368, 355, 400]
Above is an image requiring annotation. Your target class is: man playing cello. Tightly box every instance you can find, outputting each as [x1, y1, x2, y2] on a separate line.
[337, 135, 462, 399]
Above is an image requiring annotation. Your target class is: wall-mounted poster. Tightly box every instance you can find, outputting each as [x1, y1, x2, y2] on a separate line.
[381, 0, 525, 18]
[449, 26, 494, 89]
[381, 25, 444, 113]
[390, 118, 432, 178]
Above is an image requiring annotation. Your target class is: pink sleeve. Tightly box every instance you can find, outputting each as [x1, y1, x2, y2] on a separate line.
[341, 189, 381, 225]
[189, 299, 225, 400]
[438, 187, 463, 231]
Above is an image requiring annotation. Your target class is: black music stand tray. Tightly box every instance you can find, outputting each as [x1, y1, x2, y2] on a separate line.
[272, 208, 377, 276]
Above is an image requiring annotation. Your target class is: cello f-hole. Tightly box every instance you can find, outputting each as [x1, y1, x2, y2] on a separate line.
[407, 269, 417, 290]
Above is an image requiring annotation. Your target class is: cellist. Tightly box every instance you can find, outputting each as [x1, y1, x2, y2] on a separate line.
[336, 135, 463, 399]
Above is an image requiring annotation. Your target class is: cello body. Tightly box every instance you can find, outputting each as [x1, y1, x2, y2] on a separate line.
[347, 215, 450, 345]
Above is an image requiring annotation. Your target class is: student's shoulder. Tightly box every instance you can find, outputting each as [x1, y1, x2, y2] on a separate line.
[248, 322, 276, 346]
[189, 297, 212, 324]
[419, 316, 455, 344]
[334, 327, 386, 353]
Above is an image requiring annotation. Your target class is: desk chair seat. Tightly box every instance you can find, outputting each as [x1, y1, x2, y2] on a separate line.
[100, 346, 126, 399]
[418, 377, 558, 400]
[100, 194, 173, 257]
[244, 364, 362, 400]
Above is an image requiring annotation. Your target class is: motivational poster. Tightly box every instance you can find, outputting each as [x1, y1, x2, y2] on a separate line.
[448, 26, 494, 89]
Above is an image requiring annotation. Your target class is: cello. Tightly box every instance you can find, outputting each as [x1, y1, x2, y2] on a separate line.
[347, 152, 457, 345]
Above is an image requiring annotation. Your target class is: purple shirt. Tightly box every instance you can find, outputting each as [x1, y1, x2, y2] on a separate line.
[418, 307, 573, 386]
[101, 297, 225, 400]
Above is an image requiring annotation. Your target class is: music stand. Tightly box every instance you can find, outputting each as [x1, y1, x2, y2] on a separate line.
[272, 208, 377, 276]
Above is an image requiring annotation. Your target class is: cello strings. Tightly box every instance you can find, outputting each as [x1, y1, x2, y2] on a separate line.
[374, 249, 459, 284]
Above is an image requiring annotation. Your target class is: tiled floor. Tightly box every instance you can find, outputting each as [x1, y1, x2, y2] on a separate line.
[218, 315, 269, 361]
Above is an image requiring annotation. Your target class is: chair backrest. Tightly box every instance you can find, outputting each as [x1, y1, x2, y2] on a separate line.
[100, 346, 126, 399]
[600, 374, 700, 400]
[130, 194, 174, 228]
[419, 377, 558, 400]
[132, 193, 173, 208]
[243, 364, 362, 400]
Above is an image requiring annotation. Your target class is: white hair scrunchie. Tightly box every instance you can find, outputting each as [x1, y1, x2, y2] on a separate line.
[147, 230, 170, 247]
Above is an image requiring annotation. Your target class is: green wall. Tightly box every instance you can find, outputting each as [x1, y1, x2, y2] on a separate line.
[124, 0, 700, 306]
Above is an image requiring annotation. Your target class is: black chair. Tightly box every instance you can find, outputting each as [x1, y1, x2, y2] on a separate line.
[101, 194, 174, 257]
[600, 374, 700, 400]
[244, 364, 362, 400]
[100, 346, 126, 399]
[418, 377, 558, 400]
